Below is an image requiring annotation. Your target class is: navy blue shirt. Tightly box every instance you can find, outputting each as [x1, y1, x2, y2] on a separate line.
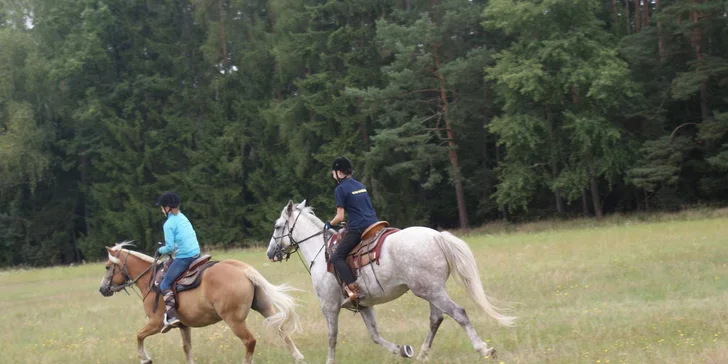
[335, 177, 378, 230]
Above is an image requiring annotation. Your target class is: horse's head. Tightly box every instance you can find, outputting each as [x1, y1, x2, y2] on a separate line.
[266, 199, 313, 262]
[98, 242, 137, 297]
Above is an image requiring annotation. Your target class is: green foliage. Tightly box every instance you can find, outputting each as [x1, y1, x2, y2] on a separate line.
[1, 0, 728, 266]
[484, 0, 640, 214]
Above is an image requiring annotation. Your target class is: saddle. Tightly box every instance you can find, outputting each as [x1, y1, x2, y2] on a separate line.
[325, 221, 400, 281]
[152, 254, 218, 310]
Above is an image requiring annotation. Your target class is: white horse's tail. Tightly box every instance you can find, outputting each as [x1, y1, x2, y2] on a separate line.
[243, 267, 302, 338]
[436, 231, 516, 327]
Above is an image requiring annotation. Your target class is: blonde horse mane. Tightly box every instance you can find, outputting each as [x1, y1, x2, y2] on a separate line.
[108, 241, 154, 264]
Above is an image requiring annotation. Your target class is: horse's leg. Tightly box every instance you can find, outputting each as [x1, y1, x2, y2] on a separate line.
[223, 315, 257, 364]
[180, 326, 194, 364]
[417, 303, 444, 361]
[256, 305, 305, 363]
[359, 306, 412, 357]
[136, 319, 163, 364]
[427, 292, 495, 359]
[322, 305, 340, 364]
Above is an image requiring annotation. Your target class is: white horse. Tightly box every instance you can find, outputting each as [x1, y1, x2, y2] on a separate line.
[266, 200, 515, 363]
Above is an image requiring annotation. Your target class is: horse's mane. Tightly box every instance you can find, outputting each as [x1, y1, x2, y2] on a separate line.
[108, 241, 154, 264]
[294, 205, 324, 223]
[297, 205, 315, 215]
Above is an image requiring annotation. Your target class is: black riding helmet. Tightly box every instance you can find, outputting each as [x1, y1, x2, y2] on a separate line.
[331, 157, 353, 175]
[156, 192, 181, 208]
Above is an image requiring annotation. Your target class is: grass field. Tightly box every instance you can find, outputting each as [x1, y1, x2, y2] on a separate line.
[2, 210, 728, 363]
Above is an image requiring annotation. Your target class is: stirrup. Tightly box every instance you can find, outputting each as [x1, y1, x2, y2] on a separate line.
[341, 286, 363, 309]
[340, 295, 360, 309]
[162, 314, 181, 333]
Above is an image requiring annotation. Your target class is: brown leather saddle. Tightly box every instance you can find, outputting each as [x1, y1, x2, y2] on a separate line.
[326, 221, 400, 281]
[153, 254, 218, 309]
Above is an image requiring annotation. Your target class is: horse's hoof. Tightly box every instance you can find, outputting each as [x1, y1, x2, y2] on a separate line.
[400, 345, 414, 358]
[141, 360, 153, 364]
[483, 348, 497, 360]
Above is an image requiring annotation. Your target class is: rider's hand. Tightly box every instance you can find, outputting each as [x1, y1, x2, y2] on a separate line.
[324, 222, 332, 230]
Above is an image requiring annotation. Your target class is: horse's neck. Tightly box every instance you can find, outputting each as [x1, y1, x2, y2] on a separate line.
[292, 217, 327, 267]
[124, 252, 154, 293]
[291, 217, 338, 292]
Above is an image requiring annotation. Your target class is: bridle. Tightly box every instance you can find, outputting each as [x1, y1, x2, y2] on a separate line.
[271, 208, 329, 274]
[102, 247, 156, 298]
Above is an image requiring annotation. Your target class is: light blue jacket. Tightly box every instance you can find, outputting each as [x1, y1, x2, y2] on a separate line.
[159, 212, 200, 258]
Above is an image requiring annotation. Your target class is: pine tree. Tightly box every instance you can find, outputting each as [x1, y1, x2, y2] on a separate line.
[352, 0, 493, 228]
[484, 0, 640, 217]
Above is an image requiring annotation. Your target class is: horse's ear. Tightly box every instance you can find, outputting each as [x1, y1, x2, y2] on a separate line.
[297, 199, 307, 209]
[286, 200, 294, 216]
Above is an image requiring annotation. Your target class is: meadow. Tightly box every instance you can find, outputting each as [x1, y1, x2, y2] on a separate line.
[2, 210, 728, 363]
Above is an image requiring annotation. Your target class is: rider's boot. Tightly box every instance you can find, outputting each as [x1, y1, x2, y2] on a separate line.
[161, 289, 181, 333]
[341, 282, 365, 308]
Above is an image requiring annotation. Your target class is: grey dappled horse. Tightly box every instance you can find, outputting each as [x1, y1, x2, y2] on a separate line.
[266, 200, 515, 363]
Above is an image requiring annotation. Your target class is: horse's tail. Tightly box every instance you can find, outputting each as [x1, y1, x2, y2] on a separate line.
[435, 231, 516, 327]
[243, 267, 302, 338]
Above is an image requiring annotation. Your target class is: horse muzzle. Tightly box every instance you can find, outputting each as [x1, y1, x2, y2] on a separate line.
[99, 286, 114, 297]
[267, 248, 282, 262]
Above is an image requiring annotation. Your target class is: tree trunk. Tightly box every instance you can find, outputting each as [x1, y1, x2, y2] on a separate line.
[656, 0, 665, 60]
[218, 0, 228, 70]
[434, 43, 469, 229]
[691, 2, 709, 120]
[553, 170, 564, 213]
[546, 104, 564, 213]
[589, 166, 603, 219]
[360, 121, 370, 150]
[643, 189, 650, 212]
[71, 231, 80, 263]
[483, 85, 490, 168]
[81, 154, 90, 235]
[611, 0, 618, 30]
[495, 143, 507, 220]
[483, 100, 492, 214]
[699, 81, 709, 121]
[582, 189, 590, 217]
[642, 0, 649, 26]
[635, 0, 641, 32]
[483, 131, 489, 168]
[625, 0, 631, 34]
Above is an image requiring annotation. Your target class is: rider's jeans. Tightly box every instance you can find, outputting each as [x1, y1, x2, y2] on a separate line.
[160, 256, 197, 291]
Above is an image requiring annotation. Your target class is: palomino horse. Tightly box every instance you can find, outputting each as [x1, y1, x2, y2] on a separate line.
[98, 242, 305, 364]
[266, 200, 515, 363]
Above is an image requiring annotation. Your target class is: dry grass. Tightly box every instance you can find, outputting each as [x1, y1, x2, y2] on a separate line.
[1, 210, 727, 363]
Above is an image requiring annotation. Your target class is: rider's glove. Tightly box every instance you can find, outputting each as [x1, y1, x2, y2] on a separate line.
[324, 222, 332, 230]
